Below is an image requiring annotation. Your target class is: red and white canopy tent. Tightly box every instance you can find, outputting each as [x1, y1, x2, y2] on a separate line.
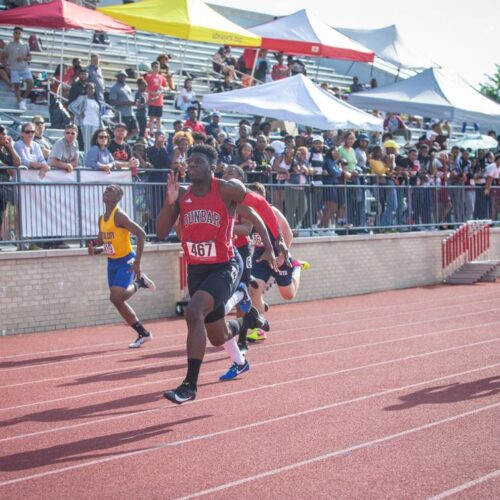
[0, 0, 135, 88]
[251, 9, 374, 62]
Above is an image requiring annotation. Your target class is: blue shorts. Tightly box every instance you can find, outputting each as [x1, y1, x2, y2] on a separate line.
[252, 251, 294, 287]
[10, 69, 33, 84]
[107, 252, 136, 289]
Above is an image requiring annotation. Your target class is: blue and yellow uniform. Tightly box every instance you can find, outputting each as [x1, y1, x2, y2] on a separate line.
[99, 206, 135, 289]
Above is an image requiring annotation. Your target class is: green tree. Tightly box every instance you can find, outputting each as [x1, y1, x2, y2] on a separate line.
[479, 65, 500, 103]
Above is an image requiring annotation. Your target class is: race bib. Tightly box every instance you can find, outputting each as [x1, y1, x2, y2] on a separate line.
[103, 242, 116, 256]
[187, 241, 217, 262]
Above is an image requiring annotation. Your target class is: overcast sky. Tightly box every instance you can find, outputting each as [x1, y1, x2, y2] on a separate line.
[211, 0, 497, 88]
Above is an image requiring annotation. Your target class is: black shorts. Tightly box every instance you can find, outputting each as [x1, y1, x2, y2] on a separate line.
[148, 105, 163, 118]
[122, 115, 138, 131]
[187, 259, 240, 324]
[236, 243, 252, 287]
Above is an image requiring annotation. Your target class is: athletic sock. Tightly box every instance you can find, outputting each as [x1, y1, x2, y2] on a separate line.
[223, 337, 245, 365]
[292, 266, 301, 280]
[224, 290, 243, 315]
[185, 358, 202, 389]
[132, 321, 148, 337]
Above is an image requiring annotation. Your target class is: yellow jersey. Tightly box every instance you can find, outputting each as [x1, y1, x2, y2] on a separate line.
[99, 206, 133, 259]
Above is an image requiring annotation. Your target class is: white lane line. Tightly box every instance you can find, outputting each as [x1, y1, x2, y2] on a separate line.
[1, 307, 497, 390]
[428, 469, 500, 499]
[0, 301, 497, 374]
[176, 403, 500, 499]
[1, 341, 499, 444]
[1, 383, 499, 489]
[1, 320, 498, 413]
[0, 289, 495, 361]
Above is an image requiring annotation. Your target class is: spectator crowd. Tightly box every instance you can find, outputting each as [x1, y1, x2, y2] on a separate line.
[0, 27, 499, 250]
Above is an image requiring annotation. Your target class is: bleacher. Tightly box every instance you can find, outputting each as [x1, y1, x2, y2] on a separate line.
[0, 23, 354, 140]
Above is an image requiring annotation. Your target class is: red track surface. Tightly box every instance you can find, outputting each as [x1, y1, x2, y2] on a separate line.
[1, 284, 499, 499]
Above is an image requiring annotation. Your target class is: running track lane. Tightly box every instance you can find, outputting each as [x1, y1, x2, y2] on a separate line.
[0, 284, 498, 498]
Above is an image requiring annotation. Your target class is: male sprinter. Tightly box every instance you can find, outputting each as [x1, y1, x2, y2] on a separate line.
[247, 182, 309, 342]
[156, 145, 278, 404]
[88, 185, 155, 348]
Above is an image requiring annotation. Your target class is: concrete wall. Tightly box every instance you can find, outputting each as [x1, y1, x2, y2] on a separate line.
[2, 230, 499, 335]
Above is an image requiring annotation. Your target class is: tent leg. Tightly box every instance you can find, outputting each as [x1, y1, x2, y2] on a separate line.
[315, 58, 321, 81]
[59, 29, 65, 97]
[346, 61, 355, 75]
[395, 67, 400, 82]
[249, 49, 260, 85]
[134, 34, 139, 75]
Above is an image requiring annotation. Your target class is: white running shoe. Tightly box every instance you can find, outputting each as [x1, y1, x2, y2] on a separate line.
[128, 332, 152, 348]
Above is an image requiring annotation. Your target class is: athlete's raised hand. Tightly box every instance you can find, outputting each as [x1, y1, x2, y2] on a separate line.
[166, 171, 179, 205]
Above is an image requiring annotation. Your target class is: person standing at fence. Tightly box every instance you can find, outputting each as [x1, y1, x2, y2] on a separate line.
[484, 154, 500, 222]
[5, 27, 33, 111]
[32, 116, 51, 161]
[108, 123, 132, 164]
[0, 126, 21, 247]
[156, 145, 279, 404]
[85, 128, 138, 173]
[48, 123, 79, 173]
[88, 184, 156, 348]
[14, 122, 49, 177]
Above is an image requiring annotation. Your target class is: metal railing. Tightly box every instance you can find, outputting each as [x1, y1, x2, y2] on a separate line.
[0, 167, 499, 249]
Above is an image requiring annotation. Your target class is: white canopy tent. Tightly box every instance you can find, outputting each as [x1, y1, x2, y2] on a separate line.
[336, 25, 437, 70]
[348, 68, 500, 131]
[202, 74, 383, 131]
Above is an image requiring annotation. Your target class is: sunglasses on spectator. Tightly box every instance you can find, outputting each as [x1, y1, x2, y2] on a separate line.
[98, 135, 109, 139]
[23, 130, 35, 134]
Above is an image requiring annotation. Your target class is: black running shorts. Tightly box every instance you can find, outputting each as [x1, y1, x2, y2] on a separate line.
[187, 259, 240, 324]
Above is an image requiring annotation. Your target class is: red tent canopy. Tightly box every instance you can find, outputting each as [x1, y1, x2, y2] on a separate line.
[0, 0, 135, 34]
[251, 10, 373, 63]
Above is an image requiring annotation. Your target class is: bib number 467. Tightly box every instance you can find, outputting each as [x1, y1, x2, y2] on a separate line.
[189, 242, 214, 258]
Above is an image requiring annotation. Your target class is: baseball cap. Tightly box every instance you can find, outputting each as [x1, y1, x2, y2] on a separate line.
[311, 135, 324, 143]
[116, 70, 128, 78]
[270, 140, 285, 155]
[383, 139, 399, 150]
[212, 111, 221, 117]
[224, 137, 235, 145]
[357, 133, 370, 142]
[113, 122, 128, 130]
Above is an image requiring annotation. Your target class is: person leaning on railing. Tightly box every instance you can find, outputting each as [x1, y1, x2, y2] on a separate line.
[0, 125, 21, 248]
[84, 128, 138, 173]
[48, 123, 79, 173]
[14, 123, 49, 178]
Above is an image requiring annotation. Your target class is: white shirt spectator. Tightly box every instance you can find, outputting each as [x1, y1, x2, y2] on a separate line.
[14, 139, 46, 166]
[485, 162, 500, 179]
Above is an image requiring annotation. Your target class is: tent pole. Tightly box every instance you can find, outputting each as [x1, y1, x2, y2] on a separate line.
[179, 39, 187, 79]
[249, 48, 260, 85]
[315, 58, 320, 81]
[134, 33, 139, 75]
[59, 29, 65, 98]
[49, 30, 55, 71]
[346, 61, 355, 75]
[395, 66, 400, 82]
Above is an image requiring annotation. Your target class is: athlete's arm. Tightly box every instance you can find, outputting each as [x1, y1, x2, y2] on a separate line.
[221, 180, 278, 271]
[234, 205, 253, 236]
[272, 206, 293, 248]
[88, 217, 104, 255]
[115, 210, 146, 277]
[156, 171, 185, 239]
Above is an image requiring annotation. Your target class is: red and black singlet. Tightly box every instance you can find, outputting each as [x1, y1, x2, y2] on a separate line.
[179, 177, 235, 265]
